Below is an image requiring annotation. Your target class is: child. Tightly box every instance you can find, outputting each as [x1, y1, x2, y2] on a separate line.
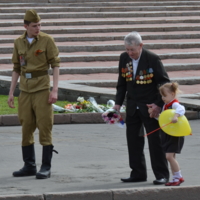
[159, 82, 185, 186]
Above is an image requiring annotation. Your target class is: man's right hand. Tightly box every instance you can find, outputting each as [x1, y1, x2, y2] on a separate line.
[146, 103, 161, 118]
[7, 95, 15, 108]
[113, 104, 121, 112]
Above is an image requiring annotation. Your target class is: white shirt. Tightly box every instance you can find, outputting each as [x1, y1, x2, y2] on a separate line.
[162, 101, 185, 116]
[132, 56, 141, 78]
[26, 36, 34, 44]
[132, 58, 140, 78]
[131, 54, 141, 109]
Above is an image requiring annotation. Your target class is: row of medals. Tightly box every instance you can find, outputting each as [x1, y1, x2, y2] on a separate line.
[121, 62, 154, 84]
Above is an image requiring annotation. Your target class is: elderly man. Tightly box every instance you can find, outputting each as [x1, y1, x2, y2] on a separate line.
[113, 31, 170, 185]
[7, 10, 59, 179]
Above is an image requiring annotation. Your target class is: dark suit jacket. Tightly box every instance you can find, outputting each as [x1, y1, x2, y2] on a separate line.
[115, 48, 170, 117]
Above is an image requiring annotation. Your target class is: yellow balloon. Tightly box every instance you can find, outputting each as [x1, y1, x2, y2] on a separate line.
[158, 109, 192, 137]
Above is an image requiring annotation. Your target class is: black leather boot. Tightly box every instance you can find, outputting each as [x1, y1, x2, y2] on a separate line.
[36, 145, 58, 179]
[13, 144, 37, 177]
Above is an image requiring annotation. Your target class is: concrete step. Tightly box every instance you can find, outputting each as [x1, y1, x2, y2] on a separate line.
[2, 0, 197, 3]
[0, 0, 199, 102]
[2, 17, 200, 27]
[1, 24, 200, 35]
[0, 64, 199, 75]
[50, 72, 200, 90]
[2, 41, 200, 54]
[0, 0, 48, 2]
[55, 73, 200, 86]
[2, 10, 200, 19]
[2, 6, 200, 13]
[1, 51, 200, 64]
[48, 0, 200, 2]
[1, 1, 200, 7]
[2, 31, 200, 43]
[1, 61, 200, 75]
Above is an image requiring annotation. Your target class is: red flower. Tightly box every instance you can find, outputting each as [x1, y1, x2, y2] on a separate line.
[76, 105, 82, 109]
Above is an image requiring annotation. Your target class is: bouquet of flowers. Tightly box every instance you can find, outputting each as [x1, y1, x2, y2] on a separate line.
[53, 96, 126, 114]
[88, 97, 104, 113]
[102, 108, 124, 128]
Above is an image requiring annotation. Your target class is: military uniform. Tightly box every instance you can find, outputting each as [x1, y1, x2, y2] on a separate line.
[116, 48, 170, 182]
[10, 9, 60, 179]
[12, 31, 60, 146]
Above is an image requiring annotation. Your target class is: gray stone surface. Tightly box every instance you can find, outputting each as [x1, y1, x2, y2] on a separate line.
[2, 42, 200, 54]
[0, 115, 20, 126]
[0, 195, 44, 200]
[112, 186, 200, 200]
[45, 190, 112, 200]
[2, 64, 200, 77]
[54, 114, 71, 124]
[2, 52, 200, 64]
[0, 120, 199, 198]
[0, 111, 198, 126]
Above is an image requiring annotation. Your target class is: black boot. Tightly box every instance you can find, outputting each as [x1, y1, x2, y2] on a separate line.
[13, 144, 37, 177]
[36, 145, 58, 179]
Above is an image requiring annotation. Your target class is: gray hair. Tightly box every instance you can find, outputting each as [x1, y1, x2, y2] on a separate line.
[124, 31, 142, 46]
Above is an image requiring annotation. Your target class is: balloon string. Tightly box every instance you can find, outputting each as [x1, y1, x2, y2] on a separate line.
[144, 122, 172, 137]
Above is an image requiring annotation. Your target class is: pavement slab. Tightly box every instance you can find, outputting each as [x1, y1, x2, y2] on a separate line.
[0, 120, 199, 195]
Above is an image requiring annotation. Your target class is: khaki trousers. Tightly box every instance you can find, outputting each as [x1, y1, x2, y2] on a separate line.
[18, 89, 53, 146]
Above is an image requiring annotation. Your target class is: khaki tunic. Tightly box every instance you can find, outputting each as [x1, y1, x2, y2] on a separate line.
[12, 31, 60, 93]
[12, 31, 60, 146]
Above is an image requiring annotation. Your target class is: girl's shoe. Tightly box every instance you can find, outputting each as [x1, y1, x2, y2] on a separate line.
[179, 177, 184, 183]
[165, 181, 173, 186]
[165, 177, 184, 186]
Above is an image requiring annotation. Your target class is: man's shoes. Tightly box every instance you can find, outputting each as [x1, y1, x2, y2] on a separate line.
[13, 167, 36, 177]
[13, 144, 37, 177]
[121, 177, 147, 183]
[36, 168, 51, 179]
[153, 178, 168, 185]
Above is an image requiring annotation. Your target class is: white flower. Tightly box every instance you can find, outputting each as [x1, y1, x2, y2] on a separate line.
[77, 97, 84, 102]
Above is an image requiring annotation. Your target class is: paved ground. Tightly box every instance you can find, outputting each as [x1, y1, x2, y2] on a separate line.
[0, 119, 199, 196]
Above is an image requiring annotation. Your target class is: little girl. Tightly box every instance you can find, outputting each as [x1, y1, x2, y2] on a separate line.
[159, 82, 185, 186]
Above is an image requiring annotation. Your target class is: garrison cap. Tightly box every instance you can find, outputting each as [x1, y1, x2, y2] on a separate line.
[24, 9, 41, 23]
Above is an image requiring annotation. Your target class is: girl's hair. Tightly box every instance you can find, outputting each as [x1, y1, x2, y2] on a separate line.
[159, 82, 182, 97]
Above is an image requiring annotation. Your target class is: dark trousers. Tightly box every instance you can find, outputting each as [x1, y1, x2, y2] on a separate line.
[126, 109, 169, 180]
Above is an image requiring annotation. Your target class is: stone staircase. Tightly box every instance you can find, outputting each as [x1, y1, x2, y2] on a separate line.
[0, 0, 200, 110]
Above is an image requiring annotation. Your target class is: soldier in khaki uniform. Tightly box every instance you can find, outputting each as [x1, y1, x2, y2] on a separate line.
[7, 9, 60, 179]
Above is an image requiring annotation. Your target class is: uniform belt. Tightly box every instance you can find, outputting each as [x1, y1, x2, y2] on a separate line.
[22, 71, 48, 79]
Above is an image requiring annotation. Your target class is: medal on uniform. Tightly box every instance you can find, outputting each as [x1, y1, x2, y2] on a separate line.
[122, 61, 133, 81]
[149, 68, 154, 78]
[19, 55, 26, 66]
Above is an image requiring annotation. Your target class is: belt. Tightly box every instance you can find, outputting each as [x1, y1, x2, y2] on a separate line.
[21, 71, 48, 79]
